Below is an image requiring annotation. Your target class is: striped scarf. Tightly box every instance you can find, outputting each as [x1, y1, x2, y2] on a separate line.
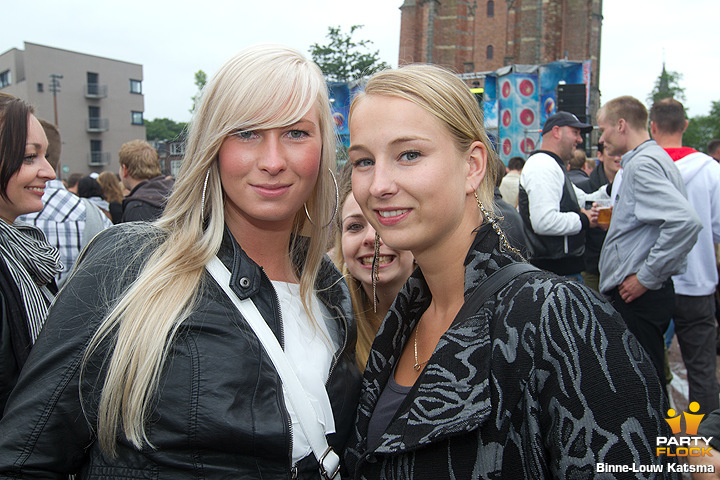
[0, 219, 63, 343]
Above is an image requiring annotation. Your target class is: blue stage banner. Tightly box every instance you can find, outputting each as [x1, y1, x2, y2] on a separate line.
[497, 72, 540, 165]
[328, 82, 351, 147]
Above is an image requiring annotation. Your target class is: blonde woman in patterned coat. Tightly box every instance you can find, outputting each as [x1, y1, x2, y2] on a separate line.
[343, 64, 678, 479]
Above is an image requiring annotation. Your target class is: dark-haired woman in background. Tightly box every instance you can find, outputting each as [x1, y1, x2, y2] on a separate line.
[0, 93, 61, 415]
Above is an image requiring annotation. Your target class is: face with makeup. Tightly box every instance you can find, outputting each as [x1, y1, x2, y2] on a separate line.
[348, 94, 486, 258]
[340, 191, 414, 296]
[217, 105, 322, 233]
[0, 114, 54, 223]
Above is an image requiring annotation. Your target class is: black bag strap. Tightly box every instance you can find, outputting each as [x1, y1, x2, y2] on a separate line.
[458, 262, 541, 319]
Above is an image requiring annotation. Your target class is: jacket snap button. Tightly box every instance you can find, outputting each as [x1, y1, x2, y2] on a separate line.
[239, 277, 250, 288]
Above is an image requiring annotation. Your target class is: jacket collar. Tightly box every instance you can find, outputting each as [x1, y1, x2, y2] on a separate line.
[362, 225, 518, 454]
[215, 225, 355, 354]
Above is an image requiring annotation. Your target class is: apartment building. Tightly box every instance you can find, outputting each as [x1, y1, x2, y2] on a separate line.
[0, 42, 146, 178]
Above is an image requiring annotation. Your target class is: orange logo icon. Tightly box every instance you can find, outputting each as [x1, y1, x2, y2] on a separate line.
[665, 402, 705, 436]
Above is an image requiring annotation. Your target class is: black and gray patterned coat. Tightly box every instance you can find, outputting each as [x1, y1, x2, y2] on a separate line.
[345, 225, 678, 479]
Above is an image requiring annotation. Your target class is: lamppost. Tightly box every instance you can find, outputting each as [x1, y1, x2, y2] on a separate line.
[49, 74, 63, 126]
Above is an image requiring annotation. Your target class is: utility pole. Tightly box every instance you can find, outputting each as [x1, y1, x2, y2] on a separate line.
[49, 74, 63, 126]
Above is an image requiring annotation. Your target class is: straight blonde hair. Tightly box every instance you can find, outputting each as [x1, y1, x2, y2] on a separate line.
[81, 44, 337, 456]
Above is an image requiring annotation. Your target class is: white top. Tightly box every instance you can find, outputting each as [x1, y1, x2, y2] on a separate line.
[519, 151, 609, 235]
[271, 280, 337, 465]
[672, 152, 720, 296]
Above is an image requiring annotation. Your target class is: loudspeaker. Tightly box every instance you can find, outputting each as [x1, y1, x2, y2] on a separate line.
[556, 83, 586, 117]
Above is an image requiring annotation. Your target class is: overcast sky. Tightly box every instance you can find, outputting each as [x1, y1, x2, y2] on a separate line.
[4, 0, 718, 123]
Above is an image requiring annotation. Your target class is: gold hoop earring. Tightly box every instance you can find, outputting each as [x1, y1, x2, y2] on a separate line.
[304, 168, 339, 229]
[474, 191, 523, 257]
[371, 231, 380, 313]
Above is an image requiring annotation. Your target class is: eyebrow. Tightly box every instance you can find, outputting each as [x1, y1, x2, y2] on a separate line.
[348, 136, 431, 154]
[291, 118, 317, 128]
[342, 213, 365, 223]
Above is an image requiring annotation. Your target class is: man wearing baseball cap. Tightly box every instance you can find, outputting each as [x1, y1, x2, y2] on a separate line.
[518, 111, 608, 279]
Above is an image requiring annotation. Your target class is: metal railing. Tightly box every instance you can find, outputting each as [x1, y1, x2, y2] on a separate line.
[86, 117, 109, 132]
[87, 151, 110, 166]
[85, 83, 108, 98]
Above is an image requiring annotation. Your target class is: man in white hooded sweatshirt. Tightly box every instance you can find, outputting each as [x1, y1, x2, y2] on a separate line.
[651, 97, 720, 414]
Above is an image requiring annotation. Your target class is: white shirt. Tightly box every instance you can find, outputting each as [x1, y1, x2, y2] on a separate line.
[272, 281, 337, 465]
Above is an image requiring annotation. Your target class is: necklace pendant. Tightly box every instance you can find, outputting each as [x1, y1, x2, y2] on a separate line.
[413, 363, 421, 371]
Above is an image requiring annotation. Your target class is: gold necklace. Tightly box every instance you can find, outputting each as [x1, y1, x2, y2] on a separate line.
[413, 319, 430, 371]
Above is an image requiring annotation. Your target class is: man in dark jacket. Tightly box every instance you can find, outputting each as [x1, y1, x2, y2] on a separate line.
[119, 140, 174, 222]
[566, 148, 591, 187]
[518, 112, 601, 279]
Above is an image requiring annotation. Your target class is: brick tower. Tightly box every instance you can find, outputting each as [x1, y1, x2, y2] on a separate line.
[398, 0, 603, 116]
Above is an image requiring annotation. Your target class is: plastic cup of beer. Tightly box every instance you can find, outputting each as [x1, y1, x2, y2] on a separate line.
[595, 200, 612, 228]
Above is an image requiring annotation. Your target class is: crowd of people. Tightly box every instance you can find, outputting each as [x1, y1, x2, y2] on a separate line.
[1, 44, 719, 479]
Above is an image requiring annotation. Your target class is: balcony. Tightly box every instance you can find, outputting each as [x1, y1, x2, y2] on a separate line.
[85, 83, 108, 98]
[87, 151, 110, 167]
[86, 117, 109, 132]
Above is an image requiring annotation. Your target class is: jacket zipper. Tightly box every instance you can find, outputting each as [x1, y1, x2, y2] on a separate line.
[261, 267, 295, 479]
[324, 299, 349, 389]
[264, 266, 349, 478]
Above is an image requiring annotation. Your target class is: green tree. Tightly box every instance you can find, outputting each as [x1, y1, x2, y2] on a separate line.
[190, 70, 208, 113]
[145, 118, 187, 142]
[648, 63, 686, 105]
[310, 25, 390, 82]
[684, 100, 720, 152]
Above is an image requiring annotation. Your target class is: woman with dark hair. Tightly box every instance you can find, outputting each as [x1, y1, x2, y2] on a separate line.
[77, 175, 111, 220]
[0, 93, 61, 415]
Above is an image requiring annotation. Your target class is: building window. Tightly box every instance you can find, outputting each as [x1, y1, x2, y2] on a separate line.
[37, 83, 44, 92]
[87, 72, 99, 96]
[130, 79, 142, 94]
[131, 111, 144, 125]
[463, 62, 475, 73]
[89, 140, 104, 165]
[486, 45, 494, 60]
[487, 0, 494, 17]
[0, 70, 11, 88]
[170, 142, 185, 156]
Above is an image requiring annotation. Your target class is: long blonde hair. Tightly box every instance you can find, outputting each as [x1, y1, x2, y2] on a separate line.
[350, 64, 499, 210]
[82, 44, 337, 456]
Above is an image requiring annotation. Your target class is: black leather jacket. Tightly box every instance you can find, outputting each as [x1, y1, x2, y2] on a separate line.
[0, 223, 361, 479]
[0, 256, 57, 416]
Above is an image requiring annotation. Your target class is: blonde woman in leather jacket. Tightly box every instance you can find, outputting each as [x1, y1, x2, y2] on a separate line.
[0, 45, 361, 479]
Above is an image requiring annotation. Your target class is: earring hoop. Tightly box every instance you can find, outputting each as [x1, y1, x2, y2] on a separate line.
[304, 168, 339, 229]
[200, 169, 210, 224]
